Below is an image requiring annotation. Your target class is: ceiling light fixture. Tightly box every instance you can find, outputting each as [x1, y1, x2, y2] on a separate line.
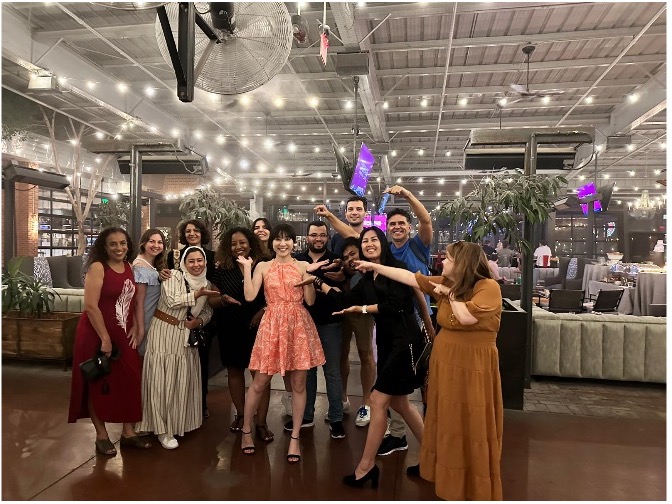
[626, 144, 635, 152]
[584, 96, 594, 104]
[273, 96, 284, 108]
[383, 101, 389, 109]
[144, 86, 156, 97]
[390, 150, 397, 157]
[542, 96, 550, 104]
[628, 93, 639, 103]
[308, 96, 319, 108]
[420, 98, 428, 107]
[216, 134, 225, 145]
[459, 97, 468, 106]
[239, 95, 251, 106]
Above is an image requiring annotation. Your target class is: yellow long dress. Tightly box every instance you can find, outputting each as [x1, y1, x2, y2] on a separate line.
[415, 274, 503, 501]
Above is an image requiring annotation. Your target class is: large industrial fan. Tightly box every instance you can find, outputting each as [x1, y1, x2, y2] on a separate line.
[155, 2, 293, 96]
[92, 2, 168, 10]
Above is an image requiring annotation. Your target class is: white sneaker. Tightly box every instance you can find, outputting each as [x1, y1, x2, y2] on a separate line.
[355, 405, 371, 427]
[158, 433, 179, 450]
[281, 393, 293, 417]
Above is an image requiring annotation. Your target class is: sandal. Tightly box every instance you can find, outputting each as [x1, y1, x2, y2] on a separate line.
[287, 435, 301, 464]
[95, 438, 117, 456]
[241, 430, 256, 455]
[230, 414, 244, 432]
[255, 424, 274, 443]
[120, 435, 152, 449]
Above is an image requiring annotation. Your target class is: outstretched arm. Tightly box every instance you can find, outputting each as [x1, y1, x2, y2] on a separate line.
[354, 260, 420, 289]
[238, 256, 266, 301]
[314, 204, 359, 239]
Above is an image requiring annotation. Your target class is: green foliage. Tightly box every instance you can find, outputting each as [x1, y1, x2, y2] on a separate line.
[96, 200, 130, 229]
[1, 258, 58, 318]
[439, 170, 567, 253]
[179, 187, 251, 240]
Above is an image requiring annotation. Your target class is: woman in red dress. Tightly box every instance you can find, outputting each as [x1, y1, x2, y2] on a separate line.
[68, 227, 151, 455]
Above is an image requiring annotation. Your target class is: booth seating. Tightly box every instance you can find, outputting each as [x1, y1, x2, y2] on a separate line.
[13, 256, 86, 312]
[531, 306, 666, 383]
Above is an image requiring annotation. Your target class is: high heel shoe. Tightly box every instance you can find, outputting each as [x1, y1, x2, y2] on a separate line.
[406, 464, 420, 477]
[343, 465, 380, 489]
[287, 435, 301, 464]
[241, 430, 256, 455]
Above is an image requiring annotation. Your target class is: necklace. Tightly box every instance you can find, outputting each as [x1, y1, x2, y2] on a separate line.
[134, 256, 156, 271]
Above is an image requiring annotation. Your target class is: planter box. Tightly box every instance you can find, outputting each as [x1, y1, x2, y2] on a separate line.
[497, 299, 527, 410]
[2, 312, 80, 367]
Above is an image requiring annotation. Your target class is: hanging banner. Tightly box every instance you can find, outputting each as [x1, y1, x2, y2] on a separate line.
[320, 33, 329, 66]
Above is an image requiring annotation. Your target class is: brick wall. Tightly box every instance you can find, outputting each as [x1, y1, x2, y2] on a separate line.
[11, 183, 39, 258]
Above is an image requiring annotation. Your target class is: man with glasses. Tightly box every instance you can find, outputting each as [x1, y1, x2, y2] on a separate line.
[289, 221, 347, 439]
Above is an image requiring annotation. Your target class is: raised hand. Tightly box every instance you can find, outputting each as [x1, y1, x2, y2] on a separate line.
[236, 255, 254, 268]
[324, 268, 346, 283]
[384, 185, 409, 198]
[294, 275, 317, 288]
[322, 259, 342, 271]
[306, 259, 331, 273]
[313, 204, 331, 217]
[429, 280, 451, 297]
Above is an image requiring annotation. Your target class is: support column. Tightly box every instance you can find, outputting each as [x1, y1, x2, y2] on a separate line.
[249, 195, 264, 220]
[521, 134, 537, 388]
[129, 145, 142, 247]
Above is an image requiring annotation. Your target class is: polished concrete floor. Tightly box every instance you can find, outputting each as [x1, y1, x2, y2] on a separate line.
[2, 361, 666, 501]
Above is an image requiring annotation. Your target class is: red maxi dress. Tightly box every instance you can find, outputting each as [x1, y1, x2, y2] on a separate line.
[68, 262, 142, 423]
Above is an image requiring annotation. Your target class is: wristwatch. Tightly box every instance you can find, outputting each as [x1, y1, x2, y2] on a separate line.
[361, 305, 368, 314]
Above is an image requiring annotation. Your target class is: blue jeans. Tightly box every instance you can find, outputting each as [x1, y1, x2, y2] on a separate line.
[304, 322, 343, 423]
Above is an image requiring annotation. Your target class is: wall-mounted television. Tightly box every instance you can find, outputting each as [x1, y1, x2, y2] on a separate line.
[348, 143, 375, 197]
[577, 182, 603, 215]
[363, 213, 387, 232]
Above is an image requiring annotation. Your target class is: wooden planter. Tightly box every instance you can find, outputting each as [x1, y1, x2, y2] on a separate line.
[2, 312, 80, 368]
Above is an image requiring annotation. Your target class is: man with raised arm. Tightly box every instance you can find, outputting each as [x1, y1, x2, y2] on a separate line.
[316, 195, 367, 256]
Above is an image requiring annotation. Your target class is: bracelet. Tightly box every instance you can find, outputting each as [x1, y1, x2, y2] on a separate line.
[313, 277, 324, 289]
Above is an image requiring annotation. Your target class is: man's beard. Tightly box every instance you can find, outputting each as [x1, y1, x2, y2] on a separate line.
[308, 243, 326, 254]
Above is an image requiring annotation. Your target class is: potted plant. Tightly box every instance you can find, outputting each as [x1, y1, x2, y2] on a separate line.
[179, 187, 251, 245]
[2, 258, 80, 367]
[95, 199, 130, 229]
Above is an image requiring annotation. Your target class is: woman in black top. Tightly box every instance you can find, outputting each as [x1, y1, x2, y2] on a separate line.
[208, 227, 274, 441]
[301, 227, 425, 488]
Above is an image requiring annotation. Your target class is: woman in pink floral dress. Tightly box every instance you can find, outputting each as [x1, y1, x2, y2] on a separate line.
[237, 223, 326, 463]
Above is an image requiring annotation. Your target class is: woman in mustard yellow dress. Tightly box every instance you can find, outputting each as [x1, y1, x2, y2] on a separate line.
[355, 240, 503, 500]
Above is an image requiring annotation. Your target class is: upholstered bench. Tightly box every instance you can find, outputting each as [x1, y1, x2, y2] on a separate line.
[531, 307, 666, 383]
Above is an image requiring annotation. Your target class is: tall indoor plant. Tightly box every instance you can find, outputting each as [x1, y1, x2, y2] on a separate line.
[179, 187, 251, 244]
[439, 170, 567, 253]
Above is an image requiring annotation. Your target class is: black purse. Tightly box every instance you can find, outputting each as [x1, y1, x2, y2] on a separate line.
[402, 312, 433, 388]
[184, 278, 207, 347]
[79, 344, 121, 382]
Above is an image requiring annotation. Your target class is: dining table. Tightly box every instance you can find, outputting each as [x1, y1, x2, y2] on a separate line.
[587, 280, 635, 315]
[632, 272, 667, 316]
[581, 264, 610, 292]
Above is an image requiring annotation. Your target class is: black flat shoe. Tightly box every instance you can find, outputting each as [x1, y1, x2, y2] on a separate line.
[343, 465, 379, 489]
[406, 464, 420, 477]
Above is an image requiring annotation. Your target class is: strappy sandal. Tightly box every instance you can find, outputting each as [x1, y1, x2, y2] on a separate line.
[241, 430, 256, 455]
[95, 438, 117, 456]
[287, 435, 301, 464]
[255, 424, 274, 443]
[230, 414, 244, 432]
[120, 435, 152, 449]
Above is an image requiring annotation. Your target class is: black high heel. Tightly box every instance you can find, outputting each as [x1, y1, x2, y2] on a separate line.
[287, 435, 301, 463]
[241, 430, 256, 455]
[343, 465, 380, 489]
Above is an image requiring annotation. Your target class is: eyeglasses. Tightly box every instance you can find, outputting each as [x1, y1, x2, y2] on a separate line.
[307, 233, 328, 239]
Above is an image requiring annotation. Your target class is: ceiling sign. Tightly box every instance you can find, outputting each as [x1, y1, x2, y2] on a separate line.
[320, 33, 329, 66]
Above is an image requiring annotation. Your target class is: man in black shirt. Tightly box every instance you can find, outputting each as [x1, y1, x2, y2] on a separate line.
[288, 220, 347, 439]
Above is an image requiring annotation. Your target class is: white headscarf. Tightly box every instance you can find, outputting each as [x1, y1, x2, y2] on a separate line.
[180, 246, 208, 318]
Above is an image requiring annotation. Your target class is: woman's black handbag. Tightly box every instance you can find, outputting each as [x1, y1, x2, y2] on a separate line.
[187, 324, 206, 347]
[402, 312, 433, 388]
[79, 344, 121, 382]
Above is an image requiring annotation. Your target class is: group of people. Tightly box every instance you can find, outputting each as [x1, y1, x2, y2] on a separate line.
[68, 184, 505, 500]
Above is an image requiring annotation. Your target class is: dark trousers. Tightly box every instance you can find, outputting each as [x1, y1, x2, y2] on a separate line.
[198, 331, 213, 412]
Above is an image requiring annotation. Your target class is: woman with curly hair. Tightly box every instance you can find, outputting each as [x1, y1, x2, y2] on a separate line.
[68, 227, 151, 455]
[132, 228, 168, 357]
[208, 227, 273, 441]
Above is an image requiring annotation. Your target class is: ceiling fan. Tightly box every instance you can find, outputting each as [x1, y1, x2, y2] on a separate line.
[498, 44, 565, 106]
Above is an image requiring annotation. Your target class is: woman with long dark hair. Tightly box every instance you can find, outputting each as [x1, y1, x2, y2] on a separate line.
[252, 217, 272, 252]
[354, 240, 503, 500]
[300, 226, 425, 488]
[68, 227, 150, 455]
[208, 227, 273, 441]
[132, 228, 167, 357]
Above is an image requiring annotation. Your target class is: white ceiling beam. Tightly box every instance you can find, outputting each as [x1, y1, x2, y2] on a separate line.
[329, 1, 388, 143]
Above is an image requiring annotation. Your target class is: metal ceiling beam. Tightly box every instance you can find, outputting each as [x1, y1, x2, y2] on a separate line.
[288, 24, 666, 57]
[329, 1, 389, 143]
[555, 4, 666, 127]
